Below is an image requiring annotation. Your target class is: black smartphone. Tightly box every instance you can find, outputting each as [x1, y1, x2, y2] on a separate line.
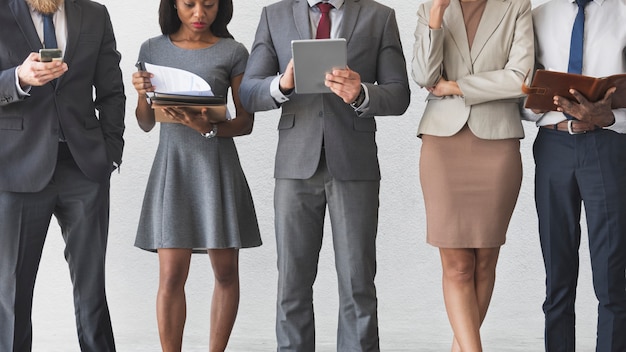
[39, 48, 62, 62]
[135, 61, 146, 71]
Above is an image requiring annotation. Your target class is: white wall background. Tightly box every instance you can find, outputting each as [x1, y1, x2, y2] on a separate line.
[30, 0, 600, 351]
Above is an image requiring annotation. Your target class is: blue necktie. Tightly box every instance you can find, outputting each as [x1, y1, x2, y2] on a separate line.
[42, 13, 58, 49]
[565, 0, 589, 120]
[42, 13, 65, 140]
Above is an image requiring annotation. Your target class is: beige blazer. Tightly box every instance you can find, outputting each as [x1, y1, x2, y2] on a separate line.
[412, 0, 534, 139]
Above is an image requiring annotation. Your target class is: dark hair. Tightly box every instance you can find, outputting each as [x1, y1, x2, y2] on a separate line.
[159, 0, 234, 39]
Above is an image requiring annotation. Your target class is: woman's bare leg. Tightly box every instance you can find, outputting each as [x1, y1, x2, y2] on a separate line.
[157, 248, 193, 352]
[208, 248, 240, 352]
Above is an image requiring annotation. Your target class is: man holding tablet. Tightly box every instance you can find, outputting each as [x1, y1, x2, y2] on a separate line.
[240, 0, 410, 351]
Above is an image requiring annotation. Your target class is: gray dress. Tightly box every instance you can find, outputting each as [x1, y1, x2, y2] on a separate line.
[134, 36, 261, 252]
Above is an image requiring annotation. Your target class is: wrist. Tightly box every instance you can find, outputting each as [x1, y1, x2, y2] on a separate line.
[279, 75, 294, 95]
[429, 8, 446, 29]
[16, 65, 25, 89]
[601, 112, 616, 128]
[351, 86, 366, 108]
[201, 123, 218, 139]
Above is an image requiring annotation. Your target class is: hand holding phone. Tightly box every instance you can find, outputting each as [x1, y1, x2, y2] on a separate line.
[16, 52, 67, 87]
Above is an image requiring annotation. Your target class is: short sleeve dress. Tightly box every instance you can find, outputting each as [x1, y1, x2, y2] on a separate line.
[134, 35, 262, 252]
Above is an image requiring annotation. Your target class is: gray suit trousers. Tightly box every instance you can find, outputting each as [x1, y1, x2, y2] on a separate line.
[274, 154, 380, 352]
[0, 144, 115, 351]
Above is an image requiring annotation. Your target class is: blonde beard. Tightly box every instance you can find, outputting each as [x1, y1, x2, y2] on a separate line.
[25, 0, 63, 14]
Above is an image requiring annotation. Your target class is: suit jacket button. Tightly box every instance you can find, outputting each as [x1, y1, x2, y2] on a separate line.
[318, 111, 323, 117]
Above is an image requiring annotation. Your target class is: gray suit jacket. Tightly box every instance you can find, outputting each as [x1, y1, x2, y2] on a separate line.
[240, 0, 410, 181]
[412, 0, 534, 140]
[0, 0, 125, 192]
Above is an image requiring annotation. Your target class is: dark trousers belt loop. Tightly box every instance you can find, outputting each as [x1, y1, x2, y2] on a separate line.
[541, 120, 599, 135]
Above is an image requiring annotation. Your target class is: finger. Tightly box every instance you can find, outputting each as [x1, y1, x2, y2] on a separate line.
[162, 108, 179, 120]
[285, 59, 295, 75]
[27, 52, 39, 60]
[161, 108, 175, 120]
[324, 80, 347, 100]
[325, 73, 345, 85]
[331, 68, 351, 78]
[553, 95, 572, 107]
[568, 89, 588, 105]
[602, 87, 617, 102]
[553, 95, 571, 112]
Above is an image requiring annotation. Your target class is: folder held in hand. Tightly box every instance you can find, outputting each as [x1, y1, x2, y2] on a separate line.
[522, 69, 626, 111]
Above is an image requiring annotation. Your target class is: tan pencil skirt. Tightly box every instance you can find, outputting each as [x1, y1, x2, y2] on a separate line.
[420, 125, 522, 248]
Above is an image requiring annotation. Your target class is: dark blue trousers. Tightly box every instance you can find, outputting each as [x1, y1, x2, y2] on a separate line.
[534, 127, 626, 352]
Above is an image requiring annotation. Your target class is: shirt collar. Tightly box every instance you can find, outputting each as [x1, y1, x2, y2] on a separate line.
[307, 0, 344, 10]
[568, 0, 604, 5]
[28, 2, 66, 17]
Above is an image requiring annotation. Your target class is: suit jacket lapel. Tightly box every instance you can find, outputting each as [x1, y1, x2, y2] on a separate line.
[445, 0, 472, 73]
[293, 0, 312, 39]
[339, 0, 361, 43]
[58, 0, 80, 88]
[9, 0, 42, 52]
[470, 0, 510, 63]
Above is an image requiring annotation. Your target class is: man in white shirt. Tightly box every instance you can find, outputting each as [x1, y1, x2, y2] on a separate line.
[530, 1, 626, 350]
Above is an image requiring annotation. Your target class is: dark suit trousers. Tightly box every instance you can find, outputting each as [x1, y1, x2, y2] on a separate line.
[533, 127, 626, 352]
[274, 154, 380, 352]
[0, 144, 115, 352]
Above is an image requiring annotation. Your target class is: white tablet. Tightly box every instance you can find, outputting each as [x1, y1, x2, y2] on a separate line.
[291, 39, 347, 94]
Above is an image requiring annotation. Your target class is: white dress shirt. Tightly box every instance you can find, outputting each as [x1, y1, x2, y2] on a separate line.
[307, 0, 344, 39]
[530, 0, 626, 132]
[270, 0, 370, 112]
[30, 4, 68, 54]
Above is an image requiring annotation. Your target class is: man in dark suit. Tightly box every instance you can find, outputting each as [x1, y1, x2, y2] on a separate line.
[240, 0, 409, 350]
[0, 0, 125, 350]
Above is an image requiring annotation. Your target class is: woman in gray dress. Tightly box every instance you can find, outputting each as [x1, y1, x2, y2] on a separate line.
[131, 0, 261, 351]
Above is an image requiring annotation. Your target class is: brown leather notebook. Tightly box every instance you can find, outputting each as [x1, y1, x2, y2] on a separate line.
[522, 69, 626, 111]
[152, 104, 227, 123]
[150, 93, 227, 123]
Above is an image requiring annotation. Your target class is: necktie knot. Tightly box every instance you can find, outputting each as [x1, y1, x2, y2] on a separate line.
[315, 2, 333, 39]
[317, 2, 334, 14]
[575, 0, 589, 8]
[41, 13, 58, 49]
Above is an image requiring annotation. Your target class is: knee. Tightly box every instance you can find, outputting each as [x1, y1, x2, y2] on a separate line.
[443, 261, 475, 284]
[159, 269, 187, 294]
[213, 263, 239, 286]
[474, 259, 497, 283]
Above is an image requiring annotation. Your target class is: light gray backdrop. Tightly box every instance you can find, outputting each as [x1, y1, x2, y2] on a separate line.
[31, 0, 599, 350]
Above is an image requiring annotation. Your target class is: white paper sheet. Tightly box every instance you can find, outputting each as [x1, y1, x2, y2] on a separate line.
[144, 62, 213, 95]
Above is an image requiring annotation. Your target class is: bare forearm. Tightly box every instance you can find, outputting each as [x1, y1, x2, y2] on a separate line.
[135, 97, 155, 132]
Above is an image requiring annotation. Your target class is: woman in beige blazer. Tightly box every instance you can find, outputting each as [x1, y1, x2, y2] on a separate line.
[412, 0, 533, 350]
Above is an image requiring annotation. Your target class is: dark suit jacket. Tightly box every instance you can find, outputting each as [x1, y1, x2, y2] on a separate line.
[240, 0, 410, 181]
[0, 0, 125, 192]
